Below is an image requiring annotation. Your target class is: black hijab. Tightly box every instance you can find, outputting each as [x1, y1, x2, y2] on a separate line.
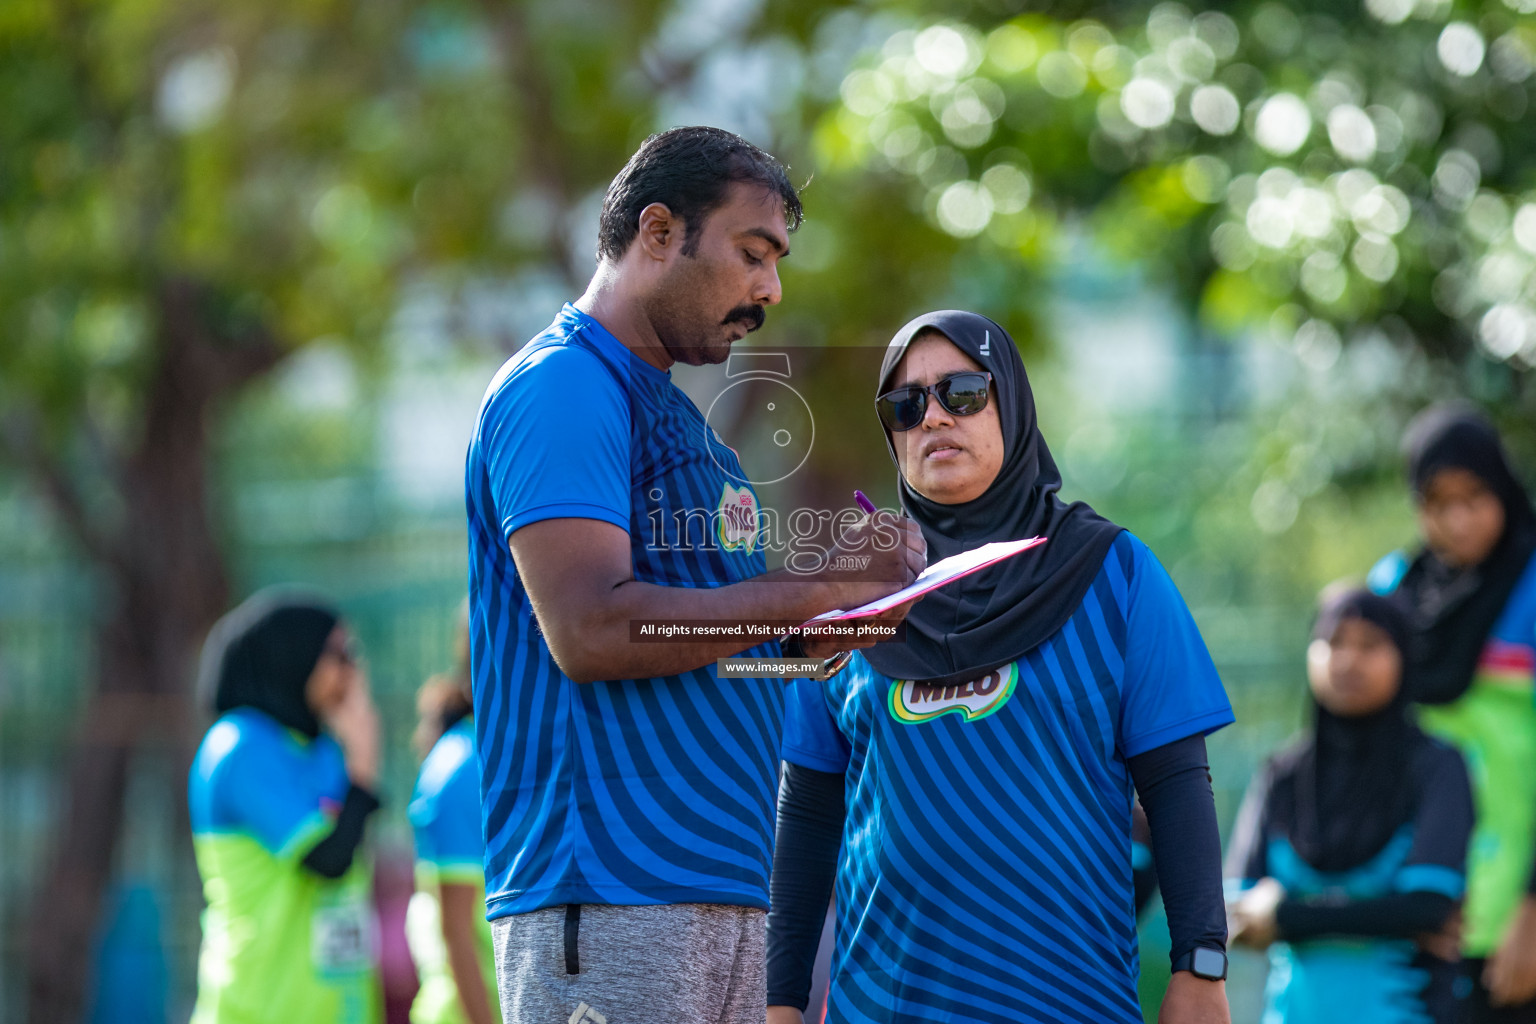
[1392, 406, 1536, 705]
[200, 588, 340, 739]
[1270, 588, 1426, 874]
[861, 311, 1124, 686]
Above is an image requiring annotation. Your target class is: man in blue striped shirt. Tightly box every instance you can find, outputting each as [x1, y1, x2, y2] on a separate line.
[465, 126, 925, 1024]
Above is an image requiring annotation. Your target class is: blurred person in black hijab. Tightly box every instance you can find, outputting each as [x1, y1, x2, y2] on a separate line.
[1228, 585, 1473, 1023]
[188, 588, 384, 1024]
[1370, 407, 1536, 1019]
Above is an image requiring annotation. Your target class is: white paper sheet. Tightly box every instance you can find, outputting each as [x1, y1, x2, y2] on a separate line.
[803, 536, 1047, 623]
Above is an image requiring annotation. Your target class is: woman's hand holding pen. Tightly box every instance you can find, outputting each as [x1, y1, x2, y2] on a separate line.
[797, 498, 925, 661]
[821, 508, 927, 612]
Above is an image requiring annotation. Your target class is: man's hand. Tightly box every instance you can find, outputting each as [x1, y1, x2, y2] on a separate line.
[1485, 896, 1536, 1006]
[800, 599, 919, 660]
[766, 1007, 805, 1024]
[1158, 973, 1229, 1024]
[509, 515, 925, 684]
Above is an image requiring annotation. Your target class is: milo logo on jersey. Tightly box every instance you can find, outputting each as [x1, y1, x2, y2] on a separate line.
[889, 663, 1017, 724]
[717, 483, 760, 554]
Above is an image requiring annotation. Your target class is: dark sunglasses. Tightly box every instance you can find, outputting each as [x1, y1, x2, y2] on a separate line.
[875, 371, 993, 433]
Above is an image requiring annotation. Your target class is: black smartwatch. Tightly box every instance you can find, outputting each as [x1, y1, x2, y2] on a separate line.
[817, 649, 854, 680]
[781, 637, 852, 680]
[1171, 947, 1227, 981]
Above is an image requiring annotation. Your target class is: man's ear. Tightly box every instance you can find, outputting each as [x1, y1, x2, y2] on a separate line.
[634, 202, 680, 262]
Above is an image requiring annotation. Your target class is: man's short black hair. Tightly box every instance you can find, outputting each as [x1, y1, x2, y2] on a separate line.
[596, 125, 804, 262]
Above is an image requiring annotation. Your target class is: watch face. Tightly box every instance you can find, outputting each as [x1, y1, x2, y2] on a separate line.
[1191, 947, 1227, 980]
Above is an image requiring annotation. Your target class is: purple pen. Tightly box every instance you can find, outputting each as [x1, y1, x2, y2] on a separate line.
[854, 490, 878, 515]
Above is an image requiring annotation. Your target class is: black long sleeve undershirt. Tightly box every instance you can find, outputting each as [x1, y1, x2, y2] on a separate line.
[766, 763, 843, 1011]
[1276, 891, 1456, 941]
[300, 784, 381, 879]
[1127, 734, 1228, 967]
[765, 735, 1227, 1008]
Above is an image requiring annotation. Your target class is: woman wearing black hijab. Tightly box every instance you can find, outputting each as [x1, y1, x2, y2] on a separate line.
[1226, 586, 1474, 1023]
[766, 312, 1235, 1024]
[188, 588, 384, 1024]
[1370, 407, 1536, 1020]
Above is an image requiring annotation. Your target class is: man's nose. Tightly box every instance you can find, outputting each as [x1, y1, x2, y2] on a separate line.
[755, 265, 783, 307]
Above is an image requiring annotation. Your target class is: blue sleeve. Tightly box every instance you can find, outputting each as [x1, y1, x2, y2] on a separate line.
[1368, 551, 1410, 596]
[206, 725, 333, 861]
[409, 738, 485, 885]
[783, 677, 851, 773]
[482, 342, 631, 540]
[1118, 536, 1235, 758]
[1396, 744, 1474, 899]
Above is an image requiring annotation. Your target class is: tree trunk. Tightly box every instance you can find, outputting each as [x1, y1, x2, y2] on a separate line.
[24, 278, 282, 1024]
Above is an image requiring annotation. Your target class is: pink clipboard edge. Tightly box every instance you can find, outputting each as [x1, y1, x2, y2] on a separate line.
[800, 535, 1047, 626]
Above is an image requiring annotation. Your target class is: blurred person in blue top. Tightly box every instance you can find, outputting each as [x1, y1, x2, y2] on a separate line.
[188, 589, 383, 1024]
[407, 619, 497, 1024]
[1134, 801, 1159, 919]
[1226, 585, 1474, 1024]
[765, 311, 1236, 1024]
[1369, 407, 1536, 1021]
[465, 126, 926, 1024]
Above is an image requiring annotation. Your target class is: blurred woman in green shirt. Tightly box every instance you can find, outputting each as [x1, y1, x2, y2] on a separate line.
[1371, 407, 1536, 1021]
[188, 589, 383, 1024]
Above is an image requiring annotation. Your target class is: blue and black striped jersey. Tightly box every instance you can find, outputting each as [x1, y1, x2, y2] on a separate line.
[784, 533, 1233, 1023]
[466, 304, 782, 919]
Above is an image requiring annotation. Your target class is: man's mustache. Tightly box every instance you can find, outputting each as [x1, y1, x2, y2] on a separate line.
[722, 304, 766, 333]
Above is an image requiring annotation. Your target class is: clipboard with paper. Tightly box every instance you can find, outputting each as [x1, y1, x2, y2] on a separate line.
[803, 536, 1046, 624]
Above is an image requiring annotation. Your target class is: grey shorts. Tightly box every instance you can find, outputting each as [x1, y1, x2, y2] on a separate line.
[491, 903, 766, 1024]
